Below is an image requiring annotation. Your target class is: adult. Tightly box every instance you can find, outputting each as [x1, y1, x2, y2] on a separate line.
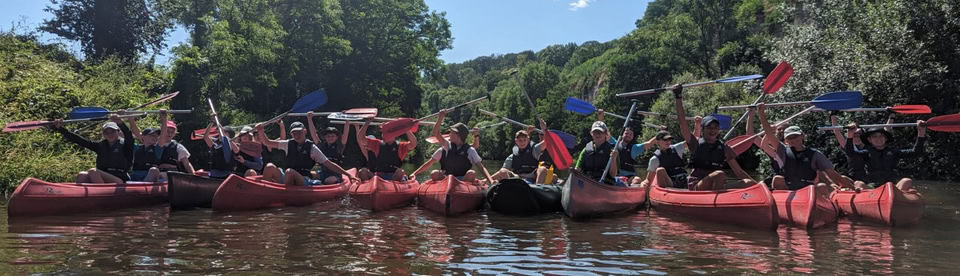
[256, 121, 358, 186]
[410, 109, 493, 183]
[489, 120, 549, 183]
[356, 117, 417, 181]
[52, 114, 133, 184]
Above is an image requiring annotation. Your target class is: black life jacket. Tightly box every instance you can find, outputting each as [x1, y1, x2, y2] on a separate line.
[656, 146, 688, 179]
[158, 141, 184, 172]
[208, 142, 236, 172]
[369, 141, 403, 173]
[286, 139, 318, 177]
[318, 142, 343, 175]
[783, 146, 820, 190]
[440, 143, 473, 177]
[132, 145, 160, 171]
[96, 138, 132, 177]
[510, 145, 539, 175]
[845, 144, 867, 181]
[864, 147, 899, 184]
[618, 142, 637, 173]
[579, 141, 614, 180]
[690, 137, 726, 172]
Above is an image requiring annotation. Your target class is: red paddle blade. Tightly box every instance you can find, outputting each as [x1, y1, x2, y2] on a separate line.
[381, 118, 417, 140]
[545, 131, 573, 170]
[762, 62, 793, 94]
[344, 108, 377, 116]
[425, 134, 451, 144]
[891, 105, 931, 114]
[2, 120, 51, 133]
[133, 91, 180, 110]
[238, 141, 263, 158]
[927, 114, 960, 132]
[191, 127, 220, 140]
[727, 134, 758, 156]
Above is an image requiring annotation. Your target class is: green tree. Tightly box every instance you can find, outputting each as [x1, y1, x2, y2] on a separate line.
[41, 0, 173, 61]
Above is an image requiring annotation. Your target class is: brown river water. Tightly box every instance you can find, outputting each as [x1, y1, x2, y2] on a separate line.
[1, 179, 958, 275]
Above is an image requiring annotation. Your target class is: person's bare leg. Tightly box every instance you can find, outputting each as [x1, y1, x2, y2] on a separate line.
[463, 170, 477, 183]
[357, 168, 374, 181]
[815, 183, 832, 198]
[87, 168, 105, 183]
[96, 170, 124, 185]
[144, 167, 160, 182]
[245, 169, 258, 177]
[771, 176, 789, 190]
[393, 168, 407, 181]
[429, 170, 444, 181]
[896, 178, 913, 192]
[75, 171, 89, 184]
[535, 167, 548, 184]
[262, 164, 283, 183]
[655, 168, 672, 188]
[285, 168, 306, 186]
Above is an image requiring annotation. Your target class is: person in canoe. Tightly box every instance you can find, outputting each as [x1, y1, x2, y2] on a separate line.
[51, 114, 134, 184]
[844, 120, 926, 191]
[355, 116, 418, 181]
[232, 126, 265, 176]
[200, 112, 239, 178]
[573, 120, 627, 186]
[306, 111, 352, 183]
[156, 111, 196, 179]
[256, 121, 358, 186]
[489, 119, 549, 184]
[124, 110, 165, 182]
[756, 104, 849, 193]
[829, 114, 893, 186]
[673, 85, 757, 190]
[410, 109, 494, 183]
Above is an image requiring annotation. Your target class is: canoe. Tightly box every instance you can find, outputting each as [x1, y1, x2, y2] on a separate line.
[168, 172, 226, 210]
[561, 170, 647, 219]
[648, 179, 778, 230]
[417, 175, 485, 216]
[772, 185, 839, 229]
[349, 174, 419, 212]
[211, 171, 350, 212]
[486, 178, 563, 216]
[830, 182, 923, 226]
[7, 178, 168, 217]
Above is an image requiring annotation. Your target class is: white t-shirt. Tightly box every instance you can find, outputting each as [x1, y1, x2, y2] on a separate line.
[647, 142, 687, 171]
[161, 141, 191, 161]
[277, 140, 329, 164]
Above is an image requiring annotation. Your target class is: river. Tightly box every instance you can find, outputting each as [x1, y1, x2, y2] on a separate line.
[1, 178, 958, 274]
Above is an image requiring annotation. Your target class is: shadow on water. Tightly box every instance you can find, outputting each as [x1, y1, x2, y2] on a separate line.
[1, 180, 959, 274]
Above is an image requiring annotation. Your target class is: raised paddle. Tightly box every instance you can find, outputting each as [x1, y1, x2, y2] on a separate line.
[477, 108, 573, 169]
[289, 107, 378, 118]
[563, 97, 664, 130]
[728, 106, 818, 155]
[718, 91, 863, 111]
[600, 100, 640, 183]
[260, 89, 328, 126]
[812, 104, 932, 114]
[69, 107, 192, 119]
[724, 61, 793, 139]
[616, 74, 764, 98]
[817, 114, 960, 132]
[380, 94, 489, 140]
[207, 98, 232, 163]
[73, 91, 181, 131]
[3, 114, 144, 133]
[423, 121, 507, 144]
[476, 109, 577, 148]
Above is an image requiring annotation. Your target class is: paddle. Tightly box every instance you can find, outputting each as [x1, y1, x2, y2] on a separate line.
[717, 91, 862, 111]
[207, 98, 232, 163]
[724, 61, 793, 139]
[476, 109, 577, 148]
[289, 107, 378, 118]
[600, 100, 640, 183]
[728, 106, 818, 155]
[564, 97, 662, 130]
[380, 94, 489, 140]
[616, 74, 764, 98]
[69, 107, 192, 119]
[423, 121, 507, 144]
[3, 114, 144, 133]
[71, 91, 182, 131]
[813, 104, 932, 114]
[260, 89, 328, 126]
[817, 114, 960, 132]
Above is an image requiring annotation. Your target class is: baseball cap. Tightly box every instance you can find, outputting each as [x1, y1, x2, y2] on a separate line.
[448, 123, 470, 141]
[289, 121, 305, 132]
[655, 130, 673, 141]
[165, 121, 178, 130]
[784, 126, 804, 138]
[590, 121, 608, 133]
[141, 127, 159, 136]
[237, 126, 254, 137]
[102, 122, 120, 130]
[322, 126, 340, 135]
[701, 116, 720, 128]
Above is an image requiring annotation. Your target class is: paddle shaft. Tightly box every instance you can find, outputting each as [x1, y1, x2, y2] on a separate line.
[634, 110, 695, 120]
[718, 100, 815, 110]
[418, 95, 489, 122]
[76, 91, 180, 131]
[329, 120, 436, 127]
[731, 106, 817, 149]
[616, 75, 762, 98]
[478, 109, 533, 129]
[207, 99, 226, 139]
[817, 122, 934, 131]
[512, 74, 543, 124]
[600, 100, 639, 183]
[724, 93, 765, 140]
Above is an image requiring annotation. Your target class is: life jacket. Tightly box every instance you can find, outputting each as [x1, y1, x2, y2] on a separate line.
[208, 142, 236, 172]
[158, 141, 184, 172]
[655, 146, 688, 179]
[96, 138, 132, 178]
[132, 144, 160, 171]
[783, 146, 820, 190]
[440, 143, 474, 177]
[864, 147, 899, 184]
[689, 137, 726, 172]
[286, 139, 318, 177]
[618, 142, 637, 174]
[579, 141, 614, 180]
[318, 142, 344, 175]
[370, 141, 403, 173]
[511, 145, 539, 175]
[845, 144, 867, 181]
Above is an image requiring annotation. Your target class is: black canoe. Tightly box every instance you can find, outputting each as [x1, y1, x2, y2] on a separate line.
[486, 178, 563, 216]
[168, 172, 226, 210]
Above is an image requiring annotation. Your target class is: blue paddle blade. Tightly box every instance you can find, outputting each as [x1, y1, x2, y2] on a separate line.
[564, 97, 597, 115]
[812, 91, 862, 110]
[711, 114, 732, 130]
[549, 129, 577, 149]
[717, 74, 764, 83]
[290, 89, 328, 113]
[69, 107, 110, 119]
[221, 136, 232, 162]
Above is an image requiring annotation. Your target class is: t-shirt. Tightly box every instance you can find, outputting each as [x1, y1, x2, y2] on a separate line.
[647, 142, 687, 171]
[365, 137, 413, 160]
[618, 142, 647, 160]
[431, 146, 482, 164]
[775, 143, 834, 171]
[160, 141, 191, 161]
[276, 140, 329, 164]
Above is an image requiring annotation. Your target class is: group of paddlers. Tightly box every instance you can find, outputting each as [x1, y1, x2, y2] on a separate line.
[50, 84, 926, 196]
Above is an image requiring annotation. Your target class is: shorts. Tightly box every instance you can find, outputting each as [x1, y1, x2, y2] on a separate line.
[687, 175, 703, 190]
[130, 170, 148, 182]
[209, 169, 232, 179]
[669, 173, 688, 189]
[522, 177, 536, 184]
[315, 170, 343, 183]
[303, 176, 327, 186]
[615, 176, 630, 187]
[618, 169, 637, 178]
[104, 169, 130, 182]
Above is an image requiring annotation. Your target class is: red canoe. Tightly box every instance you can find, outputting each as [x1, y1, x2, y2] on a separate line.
[649, 181, 779, 230]
[417, 175, 485, 216]
[211, 173, 349, 212]
[349, 174, 419, 212]
[772, 185, 839, 229]
[561, 170, 647, 219]
[830, 182, 923, 226]
[7, 178, 168, 217]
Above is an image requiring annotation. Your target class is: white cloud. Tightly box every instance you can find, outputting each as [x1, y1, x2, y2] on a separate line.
[568, 0, 592, 11]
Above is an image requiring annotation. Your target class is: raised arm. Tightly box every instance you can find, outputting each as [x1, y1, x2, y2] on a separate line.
[673, 84, 694, 146]
[405, 130, 418, 150]
[340, 121, 351, 146]
[158, 109, 169, 142]
[124, 110, 143, 142]
[744, 109, 755, 135]
[693, 116, 703, 139]
[256, 123, 281, 149]
[471, 127, 480, 149]
[535, 120, 548, 152]
[357, 120, 371, 155]
[830, 115, 847, 147]
[307, 112, 320, 143]
[900, 120, 927, 157]
[278, 119, 287, 140]
[433, 109, 450, 150]
[203, 122, 216, 148]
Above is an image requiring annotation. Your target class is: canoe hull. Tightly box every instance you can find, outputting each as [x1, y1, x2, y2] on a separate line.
[772, 185, 839, 229]
[168, 172, 225, 210]
[417, 175, 485, 216]
[649, 181, 778, 230]
[349, 175, 418, 212]
[561, 170, 647, 219]
[211, 173, 349, 212]
[830, 183, 923, 226]
[486, 178, 563, 216]
[7, 178, 168, 217]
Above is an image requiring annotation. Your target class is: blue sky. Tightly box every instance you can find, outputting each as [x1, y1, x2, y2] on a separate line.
[1, 0, 651, 64]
